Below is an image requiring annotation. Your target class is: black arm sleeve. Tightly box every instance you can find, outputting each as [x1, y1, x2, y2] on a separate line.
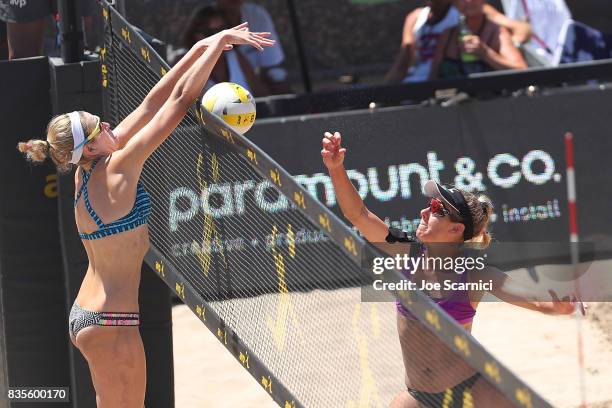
[385, 227, 416, 243]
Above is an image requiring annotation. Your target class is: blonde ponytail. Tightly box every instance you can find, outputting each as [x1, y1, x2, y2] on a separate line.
[17, 139, 49, 163]
[463, 193, 494, 249]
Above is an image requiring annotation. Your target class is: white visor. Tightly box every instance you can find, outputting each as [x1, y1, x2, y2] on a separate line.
[68, 111, 85, 164]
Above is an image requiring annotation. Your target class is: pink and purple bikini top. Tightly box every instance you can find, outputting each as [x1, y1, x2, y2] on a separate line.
[385, 228, 477, 325]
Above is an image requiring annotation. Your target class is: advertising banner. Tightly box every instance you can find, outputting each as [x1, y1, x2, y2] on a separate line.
[249, 87, 612, 256]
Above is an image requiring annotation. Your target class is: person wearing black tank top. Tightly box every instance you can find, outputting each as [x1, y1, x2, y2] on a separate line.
[429, 0, 526, 80]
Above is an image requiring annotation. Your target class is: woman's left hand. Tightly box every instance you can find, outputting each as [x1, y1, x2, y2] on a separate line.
[195, 23, 248, 51]
[219, 24, 275, 51]
[196, 22, 274, 51]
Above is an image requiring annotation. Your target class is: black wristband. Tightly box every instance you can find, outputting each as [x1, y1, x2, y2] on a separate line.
[385, 227, 415, 243]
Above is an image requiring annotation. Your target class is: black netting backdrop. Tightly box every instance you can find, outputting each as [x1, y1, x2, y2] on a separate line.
[99, 3, 554, 408]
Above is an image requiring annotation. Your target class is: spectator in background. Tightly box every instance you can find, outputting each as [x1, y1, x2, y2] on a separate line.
[173, 5, 270, 97]
[217, 0, 291, 94]
[0, 0, 56, 59]
[501, 0, 570, 65]
[0, 0, 96, 60]
[385, 0, 459, 83]
[385, 0, 530, 83]
[502, 0, 612, 66]
[429, 0, 527, 80]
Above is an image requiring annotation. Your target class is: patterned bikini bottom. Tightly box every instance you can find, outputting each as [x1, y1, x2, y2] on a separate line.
[68, 302, 140, 338]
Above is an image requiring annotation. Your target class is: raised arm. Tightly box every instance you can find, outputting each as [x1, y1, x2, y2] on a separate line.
[321, 131, 390, 243]
[114, 28, 274, 171]
[483, 4, 531, 45]
[113, 23, 248, 147]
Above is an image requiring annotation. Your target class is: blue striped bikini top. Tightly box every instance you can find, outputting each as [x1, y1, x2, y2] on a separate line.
[74, 159, 151, 240]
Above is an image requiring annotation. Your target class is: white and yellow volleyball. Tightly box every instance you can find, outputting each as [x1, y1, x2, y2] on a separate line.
[202, 82, 256, 134]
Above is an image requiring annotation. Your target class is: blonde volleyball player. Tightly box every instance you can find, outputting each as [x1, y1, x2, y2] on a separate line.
[18, 24, 274, 406]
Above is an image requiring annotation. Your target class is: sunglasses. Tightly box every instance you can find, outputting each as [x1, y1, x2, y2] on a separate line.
[429, 198, 452, 218]
[72, 118, 102, 152]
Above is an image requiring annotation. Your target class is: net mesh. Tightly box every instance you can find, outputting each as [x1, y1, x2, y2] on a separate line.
[100, 4, 550, 407]
[103, 15, 386, 408]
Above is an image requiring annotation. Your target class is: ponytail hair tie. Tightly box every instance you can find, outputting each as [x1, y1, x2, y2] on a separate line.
[477, 196, 491, 215]
[45, 140, 52, 156]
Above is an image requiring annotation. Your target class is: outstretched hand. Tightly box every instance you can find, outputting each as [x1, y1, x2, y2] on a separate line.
[197, 22, 275, 51]
[321, 131, 347, 170]
[548, 290, 587, 316]
[221, 22, 275, 51]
